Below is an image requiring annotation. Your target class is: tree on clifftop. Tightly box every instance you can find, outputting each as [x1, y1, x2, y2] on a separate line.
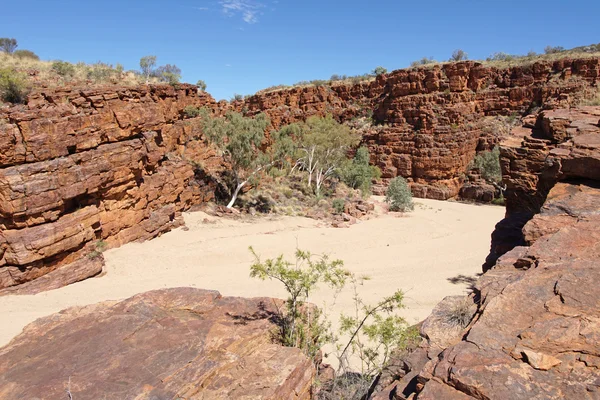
[201, 109, 276, 208]
[139, 55, 157, 83]
[0, 38, 18, 53]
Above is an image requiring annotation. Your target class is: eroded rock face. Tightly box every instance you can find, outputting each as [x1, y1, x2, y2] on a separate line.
[373, 106, 600, 400]
[0, 84, 222, 293]
[485, 105, 600, 269]
[238, 58, 599, 198]
[0, 288, 315, 400]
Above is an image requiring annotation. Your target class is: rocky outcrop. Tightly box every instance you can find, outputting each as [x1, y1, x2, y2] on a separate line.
[485, 105, 600, 268]
[373, 106, 600, 399]
[0, 84, 222, 293]
[0, 288, 315, 399]
[239, 58, 599, 198]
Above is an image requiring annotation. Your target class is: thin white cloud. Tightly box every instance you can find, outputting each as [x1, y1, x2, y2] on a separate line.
[195, 7, 209, 10]
[220, 0, 264, 24]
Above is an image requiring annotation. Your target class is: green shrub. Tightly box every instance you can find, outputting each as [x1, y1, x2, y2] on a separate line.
[450, 49, 468, 61]
[52, 61, 75, 78]
[196, 79, 207, 91]
[332, 198, 345, 214]
[410, 57, 436, 67]
[249, 247, 347, 357]
[470, 147, 501, 183]
[487, 52, 514, 61]
[340, 146, 381, 195]
[385, 177, 414, 212]
[0, 68, 28, 103]
[183, 105, 202, 118]
[12, 49, 39, 60]
[232, 93, 243, 101]
[87, 62, 116, 83]
[544, 45, 565, 54]
[0, 38, 18, 53]
[372, 66, 387, 76]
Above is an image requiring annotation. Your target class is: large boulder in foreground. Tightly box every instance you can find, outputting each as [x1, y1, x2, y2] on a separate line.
[0, 288, 314, 399]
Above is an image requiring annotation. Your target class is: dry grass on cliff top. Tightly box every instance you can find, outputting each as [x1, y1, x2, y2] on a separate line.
[0, 52, 160, 89]
[255, 47, 600, 96]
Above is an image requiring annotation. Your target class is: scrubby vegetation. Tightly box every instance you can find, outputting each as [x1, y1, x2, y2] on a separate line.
[340, 147, 381, 196]
[249, 248, 417, 399]
[200, 109, 273, 208]
[0, 68, 28, 103]
[385, 177, 414, 212]
[470, 147, 501, 183]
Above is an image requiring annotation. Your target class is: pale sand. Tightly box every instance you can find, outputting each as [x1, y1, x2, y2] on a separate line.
[0, 198, 503, 359]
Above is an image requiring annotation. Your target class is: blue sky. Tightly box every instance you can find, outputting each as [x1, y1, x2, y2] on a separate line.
[3, 0, 599, 100]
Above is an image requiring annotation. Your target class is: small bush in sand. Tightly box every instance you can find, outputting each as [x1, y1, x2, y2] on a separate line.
[249, 248, 417, 399]
[332, 198, 345, 214]
[249, 247, 347, 358]
[0, 68, 28, 103]
[385, 177, 414, 212]
[340, 146, 381, 196]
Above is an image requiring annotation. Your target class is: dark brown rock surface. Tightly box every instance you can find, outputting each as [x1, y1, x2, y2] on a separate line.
[0, 288, 315, 400]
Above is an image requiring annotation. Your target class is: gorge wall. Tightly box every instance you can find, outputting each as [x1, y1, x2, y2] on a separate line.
[372, 106, 600, 399]
[237, 57, 599, 198]
[0, 57, 598, 293]
[0, 84, 223, 293]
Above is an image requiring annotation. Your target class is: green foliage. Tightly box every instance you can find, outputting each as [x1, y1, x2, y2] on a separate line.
[0, 38, 18, 53]
[470, 147, 501, 183]
[372, 66, 387, 76]
[450, 49, 468, 61]
[196, 79, 207, 91]
[51, 61, 75, 78]
[332, 198, 345, 214]
[201, 109, 273, 207]
[487, 52, 515, 61]
[337, 277, 413, 377]
[340, 146, 381, 195]
[410, 57, 436, 67]
[232, 93, 243, 101]
[87, 62, 116, 83]
[385, 177, 414, 212]
[0, 68, 28, 103]
[87, 240, 108, 260]
[155, 64, 181, 85]
[183, 105, 202, 118]
[12, 49, 39, 60]
[139, 55, 157, 82]
[249, 247, 348, 357]
[296, 115, 361, 195]
[544, 45, 565, 54]
[115, 63, 124, 74]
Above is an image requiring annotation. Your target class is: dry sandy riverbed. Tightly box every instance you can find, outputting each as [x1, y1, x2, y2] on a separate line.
[0, 198, 503, 356]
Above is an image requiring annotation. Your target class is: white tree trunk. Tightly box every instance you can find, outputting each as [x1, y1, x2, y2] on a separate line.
[227, 180, 247, 208]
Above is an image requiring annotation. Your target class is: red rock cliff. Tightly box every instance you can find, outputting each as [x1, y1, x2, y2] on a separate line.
[0, 84, 222, 293]
[238, 58, 599, 198]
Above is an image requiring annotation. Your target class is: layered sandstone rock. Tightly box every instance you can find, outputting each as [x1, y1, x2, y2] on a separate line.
[0, 288, 315, 399]
[485, 105, 600, 268]
[373, 107, 600, 399]
[239, 58, 599, 198]
[0, 84, 221, 293]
